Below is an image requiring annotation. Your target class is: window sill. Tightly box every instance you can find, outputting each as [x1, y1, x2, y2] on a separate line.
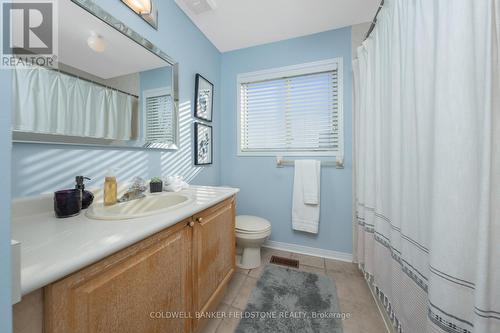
[237, 151, 340, 157]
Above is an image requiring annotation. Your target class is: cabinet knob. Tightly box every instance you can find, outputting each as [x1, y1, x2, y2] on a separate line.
[196, 217, 203, 223]
[188, 221, 195, 227]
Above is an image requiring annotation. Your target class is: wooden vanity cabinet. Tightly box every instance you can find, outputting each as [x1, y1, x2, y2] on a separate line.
[192, 197, 236, 331]
[44, 220, 193, 333]
[41, 196, 236, 333]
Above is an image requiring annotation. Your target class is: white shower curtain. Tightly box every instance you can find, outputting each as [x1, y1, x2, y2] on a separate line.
[353, 0, 499, 332]
[13, 66, 136, 140]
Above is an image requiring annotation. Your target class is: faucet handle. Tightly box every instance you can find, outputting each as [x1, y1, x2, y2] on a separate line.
[128, 177, 147, 193]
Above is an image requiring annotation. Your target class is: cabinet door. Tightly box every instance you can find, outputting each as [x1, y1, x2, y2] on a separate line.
[192, 197, 236, 326]
[44, 221, 192, 333]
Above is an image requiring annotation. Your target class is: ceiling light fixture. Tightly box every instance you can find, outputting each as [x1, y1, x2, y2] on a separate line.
[87, 32, 106, 53]
[183, 0, 217, 15]
[121, 0, 152, 15]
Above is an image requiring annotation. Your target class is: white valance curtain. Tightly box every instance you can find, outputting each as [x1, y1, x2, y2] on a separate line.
[353, 0, 499, 332]
[13, 66, 136, 140]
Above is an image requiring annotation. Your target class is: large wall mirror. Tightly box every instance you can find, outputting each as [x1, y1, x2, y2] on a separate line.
[12, 0, 179, 150]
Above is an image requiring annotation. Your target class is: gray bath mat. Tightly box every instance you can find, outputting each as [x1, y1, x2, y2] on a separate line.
[235, 265, 344, 333]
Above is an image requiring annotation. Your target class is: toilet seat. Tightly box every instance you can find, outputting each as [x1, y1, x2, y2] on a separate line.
[235, 228, 271, 235]
[236, 215, 271, 234]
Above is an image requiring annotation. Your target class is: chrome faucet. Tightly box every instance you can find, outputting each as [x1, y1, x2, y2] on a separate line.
[118, 177, 147, 203]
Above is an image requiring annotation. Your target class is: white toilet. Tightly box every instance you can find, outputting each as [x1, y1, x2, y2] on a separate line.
[235, 215, 272, 269]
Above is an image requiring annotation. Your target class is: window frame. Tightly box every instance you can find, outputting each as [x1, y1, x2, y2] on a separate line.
[236, 58, 344, 157]
[142, 87, 174, 146]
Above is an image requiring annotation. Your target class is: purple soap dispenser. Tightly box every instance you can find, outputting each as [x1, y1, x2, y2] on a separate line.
[75, 176, 94, 209]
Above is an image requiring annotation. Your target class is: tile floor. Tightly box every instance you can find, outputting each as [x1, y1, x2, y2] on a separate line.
[201, 248, 388, 333]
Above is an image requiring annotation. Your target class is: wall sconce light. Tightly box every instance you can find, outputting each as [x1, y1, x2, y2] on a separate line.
[121, 0, 158, 29]
[121, 0, 152, 15]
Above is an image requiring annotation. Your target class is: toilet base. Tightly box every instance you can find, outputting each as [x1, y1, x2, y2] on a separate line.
[236, 246, 261, 269]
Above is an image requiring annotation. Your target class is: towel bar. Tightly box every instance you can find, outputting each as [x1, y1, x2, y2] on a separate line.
[276, 156, 344, 169]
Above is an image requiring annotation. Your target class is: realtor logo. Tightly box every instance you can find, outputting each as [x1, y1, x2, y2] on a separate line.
[1, 0, 57, 68]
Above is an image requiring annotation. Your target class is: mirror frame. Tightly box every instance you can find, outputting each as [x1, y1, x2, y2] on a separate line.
[12, 0, 180, 151]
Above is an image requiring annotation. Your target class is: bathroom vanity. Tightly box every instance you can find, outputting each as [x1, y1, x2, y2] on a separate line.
[12, 186, 238, 333]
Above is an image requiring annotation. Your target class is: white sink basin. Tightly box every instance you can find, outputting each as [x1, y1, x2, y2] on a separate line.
[86, 193, 191, 220]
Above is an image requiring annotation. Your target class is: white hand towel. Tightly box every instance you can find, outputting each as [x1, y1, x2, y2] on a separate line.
[301, 160, 320, 204]
[292, 160, 321, 234]
[163, 175, 189, 192]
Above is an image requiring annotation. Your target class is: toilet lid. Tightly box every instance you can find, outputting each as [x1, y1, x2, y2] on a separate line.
[236, 215, 271, 233]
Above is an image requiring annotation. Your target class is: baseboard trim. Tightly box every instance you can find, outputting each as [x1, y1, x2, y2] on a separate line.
[365, 278, 397, 333]
[262, 240, 353, 262]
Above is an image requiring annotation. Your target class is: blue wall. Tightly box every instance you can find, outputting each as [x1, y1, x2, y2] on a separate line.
[220, 28, 353, 254]
[11, 0, 221, 197]
[140, 66, 172, 92]
[0, 67, 12, 331]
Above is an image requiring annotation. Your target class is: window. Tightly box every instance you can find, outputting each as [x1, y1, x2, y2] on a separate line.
[143, 88, 174, 147]
[237, 59, 343, 156]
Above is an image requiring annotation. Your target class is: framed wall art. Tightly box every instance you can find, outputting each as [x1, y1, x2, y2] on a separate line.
[194, 74, 213, 122]
[194, 122, 213, 165]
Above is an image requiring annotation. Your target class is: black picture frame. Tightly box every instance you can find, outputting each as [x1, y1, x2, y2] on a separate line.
[194, 122, 213, 165]
[194, 73, 213, 122]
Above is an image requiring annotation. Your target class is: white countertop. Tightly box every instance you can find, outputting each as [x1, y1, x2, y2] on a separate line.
[11, 186, 239, 296]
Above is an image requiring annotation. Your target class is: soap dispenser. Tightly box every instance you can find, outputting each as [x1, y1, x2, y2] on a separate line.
[104, 169, 118, 206]
[75, 176, 94, 209]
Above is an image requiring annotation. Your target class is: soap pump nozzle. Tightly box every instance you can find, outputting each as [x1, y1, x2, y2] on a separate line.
[75, 176, 91, 190]
[75, 176, 94, 209]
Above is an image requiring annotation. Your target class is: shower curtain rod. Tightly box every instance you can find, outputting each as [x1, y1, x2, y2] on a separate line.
[35, 64, 140, 99]
[365, 0, 384, 40]
[49, 66, 140, 99]
[12, 52, 140, 98]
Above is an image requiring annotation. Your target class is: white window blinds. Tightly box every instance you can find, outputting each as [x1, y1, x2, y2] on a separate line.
[144, 91, 174, 145]
[238, 60, 342, 156]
